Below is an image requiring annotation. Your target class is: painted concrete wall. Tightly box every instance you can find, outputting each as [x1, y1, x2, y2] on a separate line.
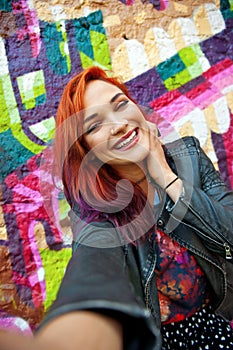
[0, 0, 232, 332]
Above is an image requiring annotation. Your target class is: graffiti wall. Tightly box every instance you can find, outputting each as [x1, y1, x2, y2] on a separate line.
[0, 0, 232, 332]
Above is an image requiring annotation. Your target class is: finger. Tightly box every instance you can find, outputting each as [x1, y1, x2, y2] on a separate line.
[146, 121, 159, 138]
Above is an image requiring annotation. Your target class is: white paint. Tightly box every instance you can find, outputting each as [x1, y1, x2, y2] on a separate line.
[207, 150, 218, 164]
[125, 39, 150, 78]
[33, 25, 40, 35]
[29, 116, 55, 142]
[152, 27, 177, 61]
[213, 96, 231, 133]
[2, 76, 21, 125]
[14, 317, 31, 332]
[198, 55, 211, 72]
[0, 38, 9, 76]
[205, 3, 226, 34]
[222, 84, 233, 94]
[37, 267, 45, 282]
[174, 108, 209, 146]
[59, 20, 66, 32]
[50, 5, 66, 21]
[64, 42, 69, 56]
[27, 0, 34, 10]
[175, 18, 200, 46]
[22, 73, 35, 92]
[83, 7, 92, 17]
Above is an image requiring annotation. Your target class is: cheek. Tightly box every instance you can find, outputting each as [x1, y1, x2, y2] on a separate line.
[87, 137, 108, 158]
[128, 104, 146, 120]
[140, 127, 150, 147]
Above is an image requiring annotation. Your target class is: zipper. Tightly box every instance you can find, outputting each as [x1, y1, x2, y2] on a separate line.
[224, 243, 233, 260]
[180, 197, 233, 260]
[145, 267, 155, 310]
[144, 242, 157, 311]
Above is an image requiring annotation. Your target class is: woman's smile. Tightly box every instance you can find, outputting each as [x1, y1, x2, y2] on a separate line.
[112, 128, 139, 151]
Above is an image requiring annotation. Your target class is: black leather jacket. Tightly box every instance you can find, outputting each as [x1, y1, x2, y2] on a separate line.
[39, 136, 233, 350]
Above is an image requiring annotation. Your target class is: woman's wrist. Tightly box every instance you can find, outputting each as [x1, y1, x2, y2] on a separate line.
[164, 176, 179, 190]
[150, 173, 179, 190]
[165, 177, 183, 203]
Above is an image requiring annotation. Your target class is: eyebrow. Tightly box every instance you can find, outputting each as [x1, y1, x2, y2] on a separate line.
[83, 92, 124, 125]
[110, 92, 124, 103]
[83, 113, 98, 125]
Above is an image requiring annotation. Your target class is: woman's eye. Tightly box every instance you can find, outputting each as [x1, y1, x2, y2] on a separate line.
[115, 100, 129, 111]
[86, 122, 101, 134]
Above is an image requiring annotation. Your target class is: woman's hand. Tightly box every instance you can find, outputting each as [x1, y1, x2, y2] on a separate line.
[146, 121, 183, 202]
[146, 121, 174, 188]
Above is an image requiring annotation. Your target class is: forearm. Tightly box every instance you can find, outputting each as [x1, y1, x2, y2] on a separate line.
[0, 312, 123, 350]
[37, 311, 123, 350]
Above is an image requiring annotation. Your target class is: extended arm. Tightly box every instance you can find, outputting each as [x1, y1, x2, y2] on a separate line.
[0, 312, 122, 350]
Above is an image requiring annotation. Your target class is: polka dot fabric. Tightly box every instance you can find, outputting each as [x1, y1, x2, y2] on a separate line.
[161, 305, 233, 349]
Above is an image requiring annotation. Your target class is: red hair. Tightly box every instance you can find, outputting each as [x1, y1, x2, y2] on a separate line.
[54, 66, 137, 205]
[53, 66, 155, 241]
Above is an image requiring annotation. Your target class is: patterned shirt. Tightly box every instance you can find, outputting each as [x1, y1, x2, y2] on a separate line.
[155, 229, 210, 324]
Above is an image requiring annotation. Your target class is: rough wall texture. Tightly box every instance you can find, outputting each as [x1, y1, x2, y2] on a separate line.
[0, 0, 233, 333]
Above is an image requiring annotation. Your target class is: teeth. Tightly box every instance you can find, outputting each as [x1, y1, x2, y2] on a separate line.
[115, 130, 136, 149]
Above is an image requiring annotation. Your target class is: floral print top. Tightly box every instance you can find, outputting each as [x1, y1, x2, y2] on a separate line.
[155, 229, 210, 324]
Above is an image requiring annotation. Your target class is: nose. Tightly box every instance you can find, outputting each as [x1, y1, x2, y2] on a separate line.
[110, 120, 128, 136]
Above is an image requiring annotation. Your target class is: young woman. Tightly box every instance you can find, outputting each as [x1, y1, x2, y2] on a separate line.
[1, 66, 233, 350]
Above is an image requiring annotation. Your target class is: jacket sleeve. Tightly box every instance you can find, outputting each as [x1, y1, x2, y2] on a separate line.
[37, 222, 161, 350]
[167, 136, 233, 258]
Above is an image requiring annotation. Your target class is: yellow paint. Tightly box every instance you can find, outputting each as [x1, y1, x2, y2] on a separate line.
[103, 15, 121, 27]
[176, 119, 217, 169]
[177, 120, 194, 138]
[212, 0, 220, 8]
[112, 42, 132, 81]
[173, 2, 189, 14]
[168, 20, 186, 51]
[34, 222, 48, 250]
[226, 92, 233, 114]
[134, 11, 147, 25]
[144, 28, 161, 67]
[204, 104, 220, 133]
[194, 5, 212, 38]
[0, 206, 7, 241]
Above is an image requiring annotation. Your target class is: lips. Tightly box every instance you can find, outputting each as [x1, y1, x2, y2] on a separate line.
[113, 128, 138, 150]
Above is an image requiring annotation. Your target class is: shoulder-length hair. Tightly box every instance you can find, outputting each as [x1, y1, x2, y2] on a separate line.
[53, 66, 155, 243]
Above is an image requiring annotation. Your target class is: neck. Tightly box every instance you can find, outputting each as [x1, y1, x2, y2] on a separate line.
[135, 174, 147, 185]
[113, 163, 155, 205]
[115, 163, 147, 185]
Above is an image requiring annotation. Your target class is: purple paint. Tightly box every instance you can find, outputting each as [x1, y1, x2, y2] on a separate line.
[126, 68, 167, 107]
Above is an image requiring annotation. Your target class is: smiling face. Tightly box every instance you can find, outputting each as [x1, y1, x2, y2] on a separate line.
[82, 79, 150, 172]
